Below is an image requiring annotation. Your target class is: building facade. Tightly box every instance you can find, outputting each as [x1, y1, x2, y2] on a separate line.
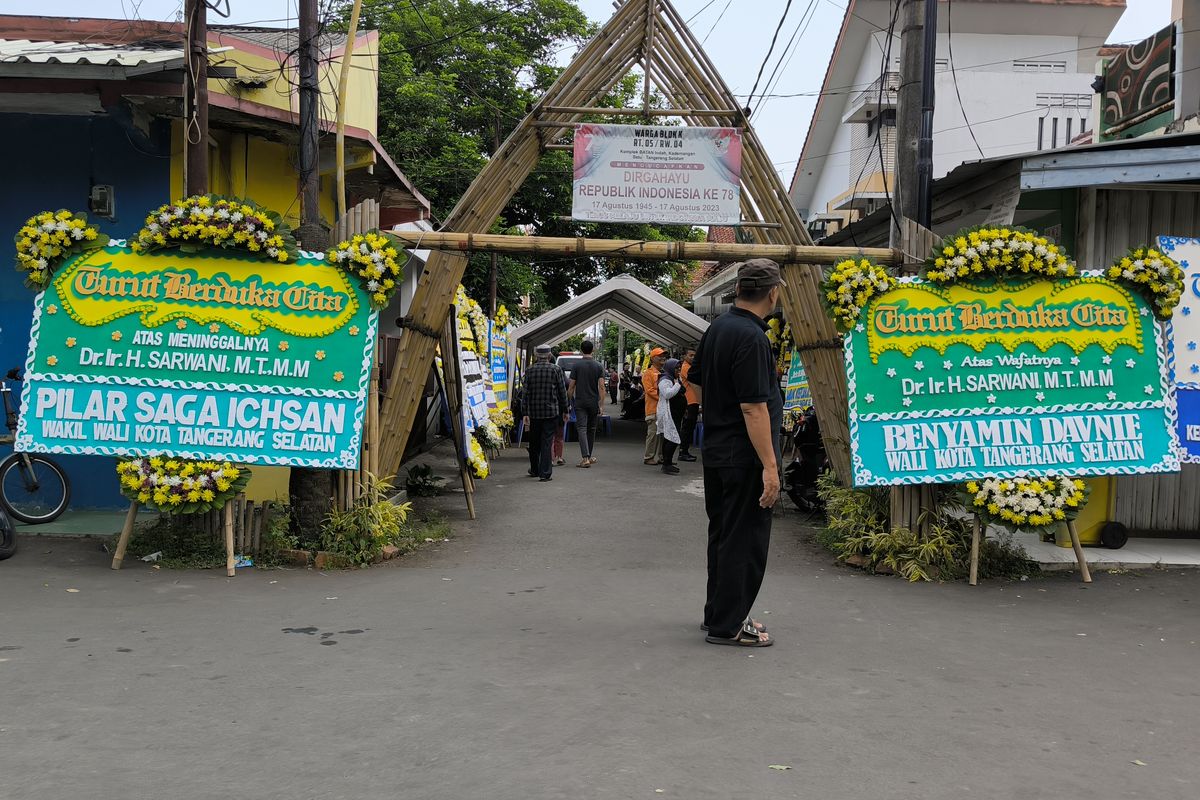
[788, 0, 1124, 239]
[0, 14, 429, 508]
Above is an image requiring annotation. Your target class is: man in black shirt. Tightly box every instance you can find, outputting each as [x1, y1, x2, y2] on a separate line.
[688, 259, 784, 647]
[568, 339, 606, 467]
[522, 344, 568, 482]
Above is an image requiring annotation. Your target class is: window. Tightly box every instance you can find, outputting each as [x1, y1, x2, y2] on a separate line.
[1036, 94, 1091, 150]
[866, 108, 896, 137]
[1014, 60, 1068, 73]
[1036, 93, 1092, 109]
[891, 57, 949, 72]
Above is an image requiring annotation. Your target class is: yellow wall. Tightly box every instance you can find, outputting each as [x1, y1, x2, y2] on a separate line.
[169, 123, 337, 229]
[206, 33, 379, 137]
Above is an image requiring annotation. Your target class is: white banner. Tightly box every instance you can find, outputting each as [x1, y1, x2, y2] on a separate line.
[572, 123, 742, 225]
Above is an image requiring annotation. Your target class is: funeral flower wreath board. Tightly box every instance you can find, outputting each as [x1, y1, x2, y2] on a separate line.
[11, 195, 409, 475]
[822, 225, 1181, 486]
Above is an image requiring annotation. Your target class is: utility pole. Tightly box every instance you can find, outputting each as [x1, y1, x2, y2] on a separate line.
[183, 0, 208, 195]
[893, 0, 939, 535]
[895, 0, 937, 228]
[297, 0, 325, 249]
[291, 0, 333, 541]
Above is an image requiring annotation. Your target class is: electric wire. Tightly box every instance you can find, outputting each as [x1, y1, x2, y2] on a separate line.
[746, 0, 795, 112]
[946, 0, 985, 158]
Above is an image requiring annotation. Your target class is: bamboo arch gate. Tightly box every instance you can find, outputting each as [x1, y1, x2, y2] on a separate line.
[377, 0, 901, 484]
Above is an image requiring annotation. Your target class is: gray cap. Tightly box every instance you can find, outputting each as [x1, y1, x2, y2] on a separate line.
[735, 258, 786, 292]
[535, 344, 552, 356]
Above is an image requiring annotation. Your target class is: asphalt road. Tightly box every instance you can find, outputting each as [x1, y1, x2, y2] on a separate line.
[2, 414, 1198, 799]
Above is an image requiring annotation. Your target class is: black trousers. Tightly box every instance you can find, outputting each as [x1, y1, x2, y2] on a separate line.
[680, 403, 700, 453]
[703, 465, 772, 638]
[662, 438, 678, 466]
[527, 417, 556, 478]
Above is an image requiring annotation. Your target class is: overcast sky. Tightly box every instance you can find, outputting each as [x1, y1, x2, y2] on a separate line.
[16, 0, 1174, 183]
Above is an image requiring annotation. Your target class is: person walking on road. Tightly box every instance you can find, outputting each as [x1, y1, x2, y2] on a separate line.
[550, 348, 566, 466]
[657, 358, 684, 475]
[568, 339, 606, 468]
[678, 347, 700, 462]
[642, 347, 666, 465]
[688, 259, 784, 647]
[523, 344, 568, 482]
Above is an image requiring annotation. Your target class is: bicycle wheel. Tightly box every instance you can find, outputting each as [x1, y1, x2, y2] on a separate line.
[0, 454, 70, 524]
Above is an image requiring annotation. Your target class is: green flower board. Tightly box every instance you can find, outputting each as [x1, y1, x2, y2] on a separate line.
[16, 244, 377, 469]
[846, 275, 1179, 485]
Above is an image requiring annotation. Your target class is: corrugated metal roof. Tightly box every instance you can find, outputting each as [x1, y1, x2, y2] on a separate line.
[0, 38, 182, 66]
[510, 275, 708, 351]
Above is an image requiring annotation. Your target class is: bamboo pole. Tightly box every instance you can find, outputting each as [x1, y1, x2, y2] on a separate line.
[969, 514, 982, 586]
[224, 503, 236, 577]
[383, 231, 898, 265]
[1066, 520, 1093, 583]
[335, 0, 365, 219]
[110, 501, 140, 570]
[643, 0, 655, 117]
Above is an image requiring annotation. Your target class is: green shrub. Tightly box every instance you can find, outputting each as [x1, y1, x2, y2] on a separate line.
[814, 474, 1038, 582]
[321, 474, 413, 566]
[404, 464, 442, 497]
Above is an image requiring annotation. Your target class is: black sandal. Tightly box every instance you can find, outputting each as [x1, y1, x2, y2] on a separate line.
[705, 621, 773, 647]
[701, 618, 767, 633]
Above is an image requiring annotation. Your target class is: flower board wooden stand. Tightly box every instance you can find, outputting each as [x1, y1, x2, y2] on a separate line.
[110, 497, 243, 577]
[968, 514, 1091, 586]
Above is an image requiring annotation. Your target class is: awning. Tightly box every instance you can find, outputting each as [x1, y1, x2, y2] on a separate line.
[510, 274, 708, 356]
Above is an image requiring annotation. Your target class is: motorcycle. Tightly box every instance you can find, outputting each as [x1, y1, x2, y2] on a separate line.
[784, 408, 828, 514]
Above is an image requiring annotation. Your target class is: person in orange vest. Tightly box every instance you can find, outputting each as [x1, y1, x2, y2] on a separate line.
[678, 346, 700, 462]
[642, 347, 666, 465]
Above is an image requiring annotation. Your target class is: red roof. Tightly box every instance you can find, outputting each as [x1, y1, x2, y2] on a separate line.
[707, 226, 736, 244]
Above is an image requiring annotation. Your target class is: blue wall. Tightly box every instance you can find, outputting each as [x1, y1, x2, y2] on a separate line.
[1, 112, 171, 508]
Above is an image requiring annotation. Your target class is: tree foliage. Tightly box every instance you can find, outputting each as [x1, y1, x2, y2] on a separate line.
[351, 0, 704, 311]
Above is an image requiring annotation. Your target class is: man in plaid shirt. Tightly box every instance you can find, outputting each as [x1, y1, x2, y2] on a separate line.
[523, 344, 568, 481]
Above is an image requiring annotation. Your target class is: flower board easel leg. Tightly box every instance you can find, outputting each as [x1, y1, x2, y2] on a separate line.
[110, 501, 140, 570]
[1066, 520, 1092, 583]
[969, 514, 982, 586]
[224, 503, 236, 578]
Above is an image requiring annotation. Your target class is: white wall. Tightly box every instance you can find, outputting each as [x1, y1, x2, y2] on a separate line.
[803, 30, 1104, 222]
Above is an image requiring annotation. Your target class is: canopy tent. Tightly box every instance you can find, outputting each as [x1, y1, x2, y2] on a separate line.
[509, 274, 708, 364]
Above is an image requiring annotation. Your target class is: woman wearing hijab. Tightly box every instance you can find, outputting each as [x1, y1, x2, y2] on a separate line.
[657, 358, 684, 475]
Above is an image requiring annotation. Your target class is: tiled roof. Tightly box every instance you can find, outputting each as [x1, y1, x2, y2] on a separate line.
[707, 226, 736, 244]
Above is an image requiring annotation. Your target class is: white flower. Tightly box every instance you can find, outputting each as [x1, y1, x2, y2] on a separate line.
[256, 230, 268, 241]
[230, 211, 244, 222]
[367, 279, 380, 291]
[215, 208, 230, 219]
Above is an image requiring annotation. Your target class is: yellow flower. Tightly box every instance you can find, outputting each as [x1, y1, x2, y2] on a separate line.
[65, 337, 76, 348]
[209, 323, 220, 333]
[348, 326, 360, 336]
[278, 341, 290, 352]
[46, 355, 58, 367]
[315, 350, 326, 360]
[111, 331, 123, 342]
[176, 319, 187, 330]
[46, 304, 58, 315]
[333, 371, 345, 382]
